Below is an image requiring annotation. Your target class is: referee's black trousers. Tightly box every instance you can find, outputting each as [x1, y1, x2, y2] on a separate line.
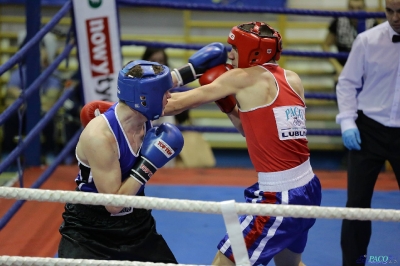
[341, 111, 400, 266]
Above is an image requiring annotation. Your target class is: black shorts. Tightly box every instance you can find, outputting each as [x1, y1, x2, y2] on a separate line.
[58, 202, 177, 263]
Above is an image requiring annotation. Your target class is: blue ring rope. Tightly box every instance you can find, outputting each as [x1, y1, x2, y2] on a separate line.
[0, 42, 74, 127]
[116, 0, 385, 19]
[0, 128, 81, 230]
[120, 40, 350, 60]
[0, 83, 77, 174]
[0, 0, 71, 77]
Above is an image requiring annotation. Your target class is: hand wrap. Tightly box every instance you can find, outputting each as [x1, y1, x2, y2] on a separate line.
[173, 42, 227, 86]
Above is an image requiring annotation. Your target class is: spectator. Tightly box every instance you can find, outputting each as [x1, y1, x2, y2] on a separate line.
[322, 0, 378, 83]
[2, 31, 62, 166]
[335, 0, 400, 265]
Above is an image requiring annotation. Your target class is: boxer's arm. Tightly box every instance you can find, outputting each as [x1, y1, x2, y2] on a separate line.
[165, 68, 239, 116]
[199, 65, 244, 136]
[78, 122, 143, 214]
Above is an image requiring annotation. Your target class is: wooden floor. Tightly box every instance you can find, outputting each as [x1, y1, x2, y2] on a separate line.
[0, 165, 398, 258]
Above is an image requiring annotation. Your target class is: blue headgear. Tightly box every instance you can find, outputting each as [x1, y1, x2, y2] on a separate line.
[117, 60, 173, 120]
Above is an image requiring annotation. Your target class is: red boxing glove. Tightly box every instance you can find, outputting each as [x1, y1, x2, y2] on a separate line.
[199, 64, 233, 86]
[215, 95, 237, 113]
[80, 100, 114, 127]
[199, 64, 236, 113]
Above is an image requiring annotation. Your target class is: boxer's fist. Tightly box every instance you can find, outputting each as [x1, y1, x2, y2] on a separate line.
[130, 123, 184, 185]
[173, 42, 227, 86]
[80, 100, 113, 127]
[189, 42, 228, 74]
[200, 64, 236, 114]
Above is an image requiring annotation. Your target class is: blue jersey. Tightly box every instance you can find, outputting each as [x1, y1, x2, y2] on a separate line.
[75, 102, 152, 194]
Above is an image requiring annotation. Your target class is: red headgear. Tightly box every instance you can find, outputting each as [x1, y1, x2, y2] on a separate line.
[227, 22, 283, 68]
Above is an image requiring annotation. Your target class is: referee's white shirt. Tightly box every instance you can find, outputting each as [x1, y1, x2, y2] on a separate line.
[336, 21, 400, 132]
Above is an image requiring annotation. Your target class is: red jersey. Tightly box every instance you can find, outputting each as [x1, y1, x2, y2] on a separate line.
[238, 63, 309, 172]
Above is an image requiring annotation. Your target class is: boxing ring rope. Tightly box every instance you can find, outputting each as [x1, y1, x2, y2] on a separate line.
[120, 39, 351, 61]
[0, 0, 394, 265]
[1, 187, 400, 222]
[0, 187, 399, 265]
[0, 0, 80, 229]
[117, 0, 385, 18]
[0, 257, 189, 266]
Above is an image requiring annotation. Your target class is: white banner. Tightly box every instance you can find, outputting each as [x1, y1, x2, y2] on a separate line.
[72, 0, 121, 103]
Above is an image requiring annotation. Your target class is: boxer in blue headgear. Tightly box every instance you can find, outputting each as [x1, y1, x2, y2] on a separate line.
[67, 41, 229, 260]
[58, 60, 182, 262]
[117, 60, 173, 121]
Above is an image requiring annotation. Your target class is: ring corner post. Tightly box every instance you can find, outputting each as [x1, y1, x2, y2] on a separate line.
[24, 0, 42, 166]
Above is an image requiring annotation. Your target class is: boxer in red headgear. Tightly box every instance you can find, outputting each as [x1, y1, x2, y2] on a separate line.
[227, 21, 283, 68]
[166, 22, 321, 266]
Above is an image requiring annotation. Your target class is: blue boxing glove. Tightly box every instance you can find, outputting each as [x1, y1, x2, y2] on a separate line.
[130, 123, 184, 185]
[173, 42, 227, 86]
[342, 128, 361, 150]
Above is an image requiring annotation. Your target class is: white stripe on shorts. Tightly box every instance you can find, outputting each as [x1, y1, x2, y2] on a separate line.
[249, 190, 289, 264]
[220, 238, 231, 254]
[220, 215, 253, 254]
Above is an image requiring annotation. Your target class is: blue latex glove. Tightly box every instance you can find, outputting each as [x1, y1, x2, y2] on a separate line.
[342, 128, 361, 150]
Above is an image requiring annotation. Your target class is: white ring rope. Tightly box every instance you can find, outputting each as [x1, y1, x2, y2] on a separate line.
[0, 187, 399, 222]
[0, 256, 203, 266]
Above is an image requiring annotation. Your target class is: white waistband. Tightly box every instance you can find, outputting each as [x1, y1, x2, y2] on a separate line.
[258, 158, 314, 192]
